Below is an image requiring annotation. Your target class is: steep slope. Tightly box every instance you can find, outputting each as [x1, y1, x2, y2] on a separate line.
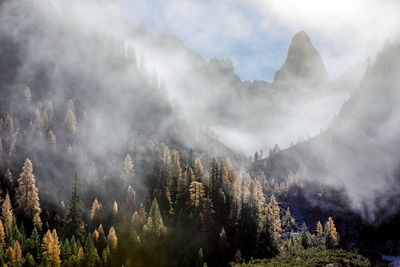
[261, 40, 400, 221]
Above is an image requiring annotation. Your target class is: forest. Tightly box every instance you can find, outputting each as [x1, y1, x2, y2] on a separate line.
[0, 88, 370, 266]
[1, 0, 400, 266]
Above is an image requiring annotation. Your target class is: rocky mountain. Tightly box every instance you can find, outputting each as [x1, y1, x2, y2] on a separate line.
[261, 40, 400, 222]
[273, 31, 328, 86]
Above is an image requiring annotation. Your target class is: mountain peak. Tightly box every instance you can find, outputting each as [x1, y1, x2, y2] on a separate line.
[273, 31, 328, 86]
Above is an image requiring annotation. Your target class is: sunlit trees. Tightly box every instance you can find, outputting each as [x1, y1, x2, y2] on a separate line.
[90, 198, 102, 222]
[42, 229, 62, 267]
[189, 181, 205, 208]
[107, 227, 118, 250]
[144, 198, 166, 238]
[325, 217, 339, 248]
[2, 192, 14, 227]
[0, 220, 5, 247]
[15, 158, 42, 223]
[265, 195, 281, 240]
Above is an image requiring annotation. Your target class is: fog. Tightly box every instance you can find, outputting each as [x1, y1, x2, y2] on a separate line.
[1, 0, 399, 221]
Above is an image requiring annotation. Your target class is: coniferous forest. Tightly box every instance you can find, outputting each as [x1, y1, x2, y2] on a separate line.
[1, 0, 400, 266]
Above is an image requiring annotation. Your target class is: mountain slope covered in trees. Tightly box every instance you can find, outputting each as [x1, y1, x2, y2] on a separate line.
[0, 0, 397, 266]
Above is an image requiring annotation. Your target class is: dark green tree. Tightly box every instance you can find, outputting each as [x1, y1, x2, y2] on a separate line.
[62, 175, 84, 241]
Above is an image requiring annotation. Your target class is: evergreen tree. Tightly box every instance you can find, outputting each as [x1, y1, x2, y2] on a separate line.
[101, 246, 111, 267]
[144, 198, 166, 238]
[15, 158, 41, 220]
[62, 175, 84, 241]
[2, 192, 14, 227]
[300, 223, 312, 249]
[85, 235, 100, 267]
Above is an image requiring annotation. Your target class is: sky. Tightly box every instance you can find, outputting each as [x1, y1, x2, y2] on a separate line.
[118, 0, 400, 82]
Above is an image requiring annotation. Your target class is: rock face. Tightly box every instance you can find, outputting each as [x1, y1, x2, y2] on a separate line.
[273, 31, 328, 86]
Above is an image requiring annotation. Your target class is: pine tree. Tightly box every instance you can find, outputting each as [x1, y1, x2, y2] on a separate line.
[5, 246, 16, 265]
[324, 217, 339, 248]
[94, 224, 107, 252]
[144, 198, 166, 238]
[42, 229, 61, 267]
[90, 198, 102, 222]
[131, 211, 141, 230]
[0, 220, 5, 247]
[63, 175, 84, 240]
[63, 100, 77, 135]
[124, 186, 137, 216]
[15, 158, 42, 220]
[112, 201, 118, 219]
[265, 195, 281, 240]
[77, 247, 85, 265]
[193, 159, 204, 182]
[316, 221, 323, 237]
[2, 192, 14, 227]
[85, 235, 100, 267]
[249, 180, 265, 220]
[189, 181, 205, 208]
[14, 240, 23, 266]
[5, 168, 13, 187]
[107, 227, 117, 250]
[300, 223, 312, 249]
[25, 228, 41, 261]
[48, 130, 56, 151]
[33, 212, 42, 231]
[121, 153, 134, 180]
[102, 246, 111, 267]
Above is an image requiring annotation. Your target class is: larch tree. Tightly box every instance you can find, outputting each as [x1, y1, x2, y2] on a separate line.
[112, 201, 118, 219]
[5, 246, 16, 265]
[33, 212, 43, 230]
[121, 153, 134, 180]
[316, 221, 323, 237]
[2, 192, 14, 227]
[14, 240, 23, 266]
[325, 217, 339, 248]
[63, 175, 84, 241]
[42, 229, 61, 267]
[15, 158, 42, 220]
[265, 195, 282, 240]
[90, 198, 102, 222]
[0, 220, 5, 246]
[193, 158, 204, 182]
[107, 226, 118, 250]
[63, 100, 77, 135]
[48, 130, 56, 151]
[189, 181, 205, 208]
